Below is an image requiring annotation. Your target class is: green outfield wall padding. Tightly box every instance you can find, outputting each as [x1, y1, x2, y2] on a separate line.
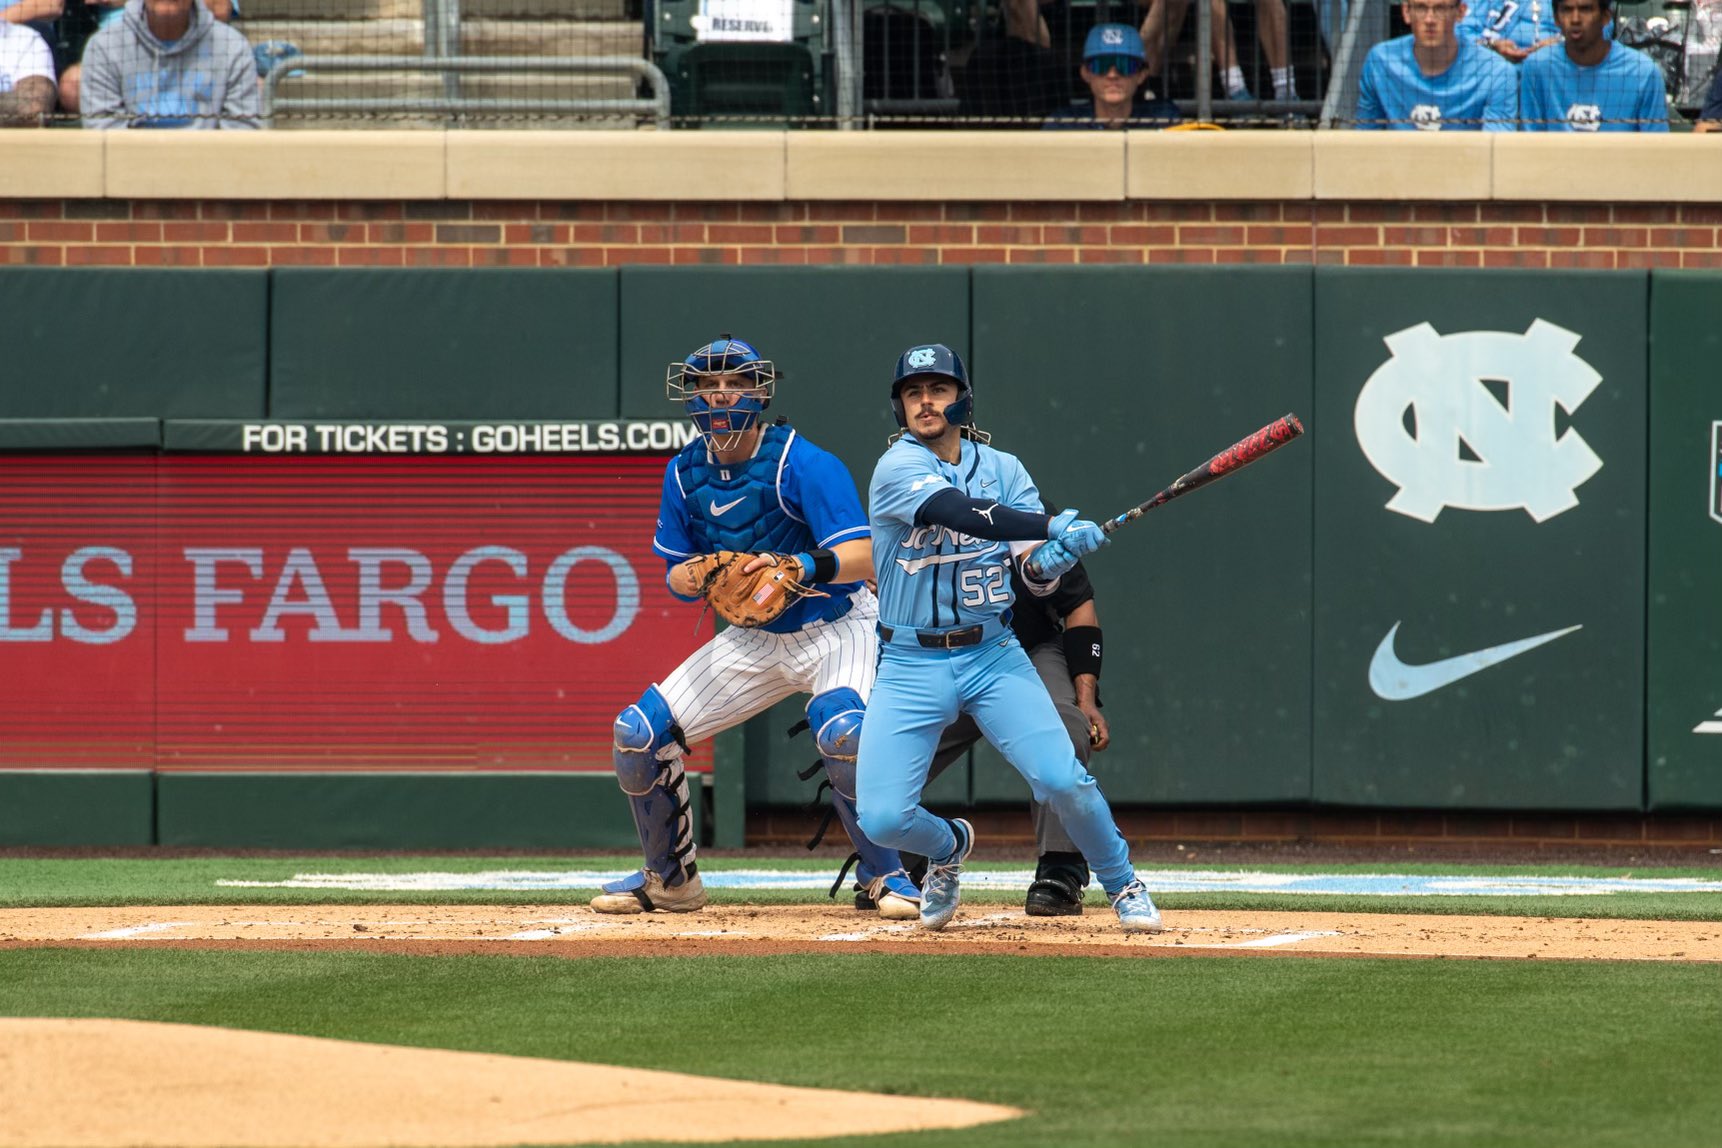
[0, 771, 154, 846]
[154, 773, 648, 849]
[268, 270, 620, 419]
[969, 266, 1316, 807]
[0, 270, 267, 418]
[1646, 272, 1722, 810]
[0, 420, 160, 449]
[1311, 268, 1648, 810]
[617, 266, 972, 804]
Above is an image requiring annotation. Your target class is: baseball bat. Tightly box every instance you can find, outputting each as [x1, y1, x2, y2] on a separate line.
[1100, 413, 1306, 534]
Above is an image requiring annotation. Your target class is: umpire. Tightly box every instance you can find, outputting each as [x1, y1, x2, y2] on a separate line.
[924, 499, 1110, 916]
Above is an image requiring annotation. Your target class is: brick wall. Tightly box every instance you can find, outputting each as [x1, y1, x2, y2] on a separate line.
[4, 199, 1721, 268]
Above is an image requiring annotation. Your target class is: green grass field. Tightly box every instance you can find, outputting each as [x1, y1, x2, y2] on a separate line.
[4, 854, 1720, 1147]
[3, 947, 1718, 1148]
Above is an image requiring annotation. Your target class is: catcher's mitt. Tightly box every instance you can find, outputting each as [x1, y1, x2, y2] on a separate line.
[686, 551, 827, 628]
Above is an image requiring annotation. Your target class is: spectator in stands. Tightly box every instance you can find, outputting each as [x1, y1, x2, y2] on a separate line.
[79, 0, 257, 128]
[1696, 65, 1722, 131]
[1355, 1, 1518, 129]
[960, 0, 1064, 122]
[1044, 22, 1182, 128]
[1458, 0, 1561, 63]
[2, 0, 63, 27]
[60, 0, 235, 115]
[1519, 0, 1667, 130]
[0, 14, 54, 122]
[1139, 0, 1297, 101]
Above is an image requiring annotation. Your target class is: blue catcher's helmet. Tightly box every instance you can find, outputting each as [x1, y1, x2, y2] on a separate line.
[890, 343, 987, 443]
[666, 335, 778, 449]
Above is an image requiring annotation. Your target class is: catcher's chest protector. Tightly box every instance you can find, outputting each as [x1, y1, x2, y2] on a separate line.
[676, 424, 813, 556]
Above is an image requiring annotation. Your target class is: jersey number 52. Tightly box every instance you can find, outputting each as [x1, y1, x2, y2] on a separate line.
[959, 565, 1010, 607]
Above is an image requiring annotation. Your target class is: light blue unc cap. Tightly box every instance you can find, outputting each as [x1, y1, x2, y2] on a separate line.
[1083, 22, 1146, 62]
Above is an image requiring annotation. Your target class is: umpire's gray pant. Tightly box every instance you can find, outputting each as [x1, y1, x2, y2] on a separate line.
[925, 637, 1085, 857]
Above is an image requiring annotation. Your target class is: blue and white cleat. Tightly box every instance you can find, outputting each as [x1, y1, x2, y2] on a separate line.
[918, 818, 974, 931]
[1110, 877, 1163, 934]
[867, 869, 923, 921]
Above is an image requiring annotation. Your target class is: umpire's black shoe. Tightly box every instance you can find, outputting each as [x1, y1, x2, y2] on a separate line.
[1024, 859, 1089, 917]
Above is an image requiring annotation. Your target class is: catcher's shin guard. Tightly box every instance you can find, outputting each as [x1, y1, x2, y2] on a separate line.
[807, 688, 918, 915]
[608, 686, 697, 890]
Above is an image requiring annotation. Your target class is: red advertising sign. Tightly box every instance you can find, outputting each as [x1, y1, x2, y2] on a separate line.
[0, 453, 703, 772]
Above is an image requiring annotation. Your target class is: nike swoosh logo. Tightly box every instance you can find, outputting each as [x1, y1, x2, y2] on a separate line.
[895, 549, 995, 574]
[1368, 621, 1583, 701]
[709, 496, 746, 516]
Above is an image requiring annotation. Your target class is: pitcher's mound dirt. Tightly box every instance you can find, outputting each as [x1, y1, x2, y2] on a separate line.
[0, 1018, 1021, 1148]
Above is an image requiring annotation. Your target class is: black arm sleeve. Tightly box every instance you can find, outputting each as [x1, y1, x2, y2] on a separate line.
[916, 488, 1053, 541]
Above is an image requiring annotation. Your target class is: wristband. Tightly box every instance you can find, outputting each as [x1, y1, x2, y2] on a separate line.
[1063, 625, 1102, 680]
[794, 550, 840, 583]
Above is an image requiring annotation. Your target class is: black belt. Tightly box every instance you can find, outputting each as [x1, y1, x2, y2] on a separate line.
[878, 622, 989, 649]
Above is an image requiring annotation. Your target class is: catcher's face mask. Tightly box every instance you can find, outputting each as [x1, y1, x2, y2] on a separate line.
[666, 337, 778, 451]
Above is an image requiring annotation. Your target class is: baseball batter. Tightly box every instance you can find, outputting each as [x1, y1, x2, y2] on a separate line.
[923, 509, 1107, 916]
[853, 343, 1162, 933]
[590, 336, 920, 918]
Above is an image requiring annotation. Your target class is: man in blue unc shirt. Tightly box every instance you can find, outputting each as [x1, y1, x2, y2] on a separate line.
[853, 343, 1162, 934]
[589, 335, 921, 920]
[1520, 0, 1667, 130]
[1356, 0, 1519, 129]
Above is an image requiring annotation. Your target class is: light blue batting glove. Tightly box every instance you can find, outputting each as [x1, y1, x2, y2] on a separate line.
[1030, 537, 1080, 581]
[1048, 508, 1109, 559]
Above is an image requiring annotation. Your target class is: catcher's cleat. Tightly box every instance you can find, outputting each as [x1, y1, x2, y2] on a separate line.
[1024, 867, 1087, 917]
[919, 818, 973, 931]
[856, 870, 921, 920]
[1110, 877, 1164, 934]
[590, 869, 707, 915]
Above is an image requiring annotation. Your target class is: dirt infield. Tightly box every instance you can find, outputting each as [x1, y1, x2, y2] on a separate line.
[3, 904, 1717, 961]
[0, 1018, 1021, 1148]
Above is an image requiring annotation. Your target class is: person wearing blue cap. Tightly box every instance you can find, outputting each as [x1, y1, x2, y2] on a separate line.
[1044, 22, 1183, 128]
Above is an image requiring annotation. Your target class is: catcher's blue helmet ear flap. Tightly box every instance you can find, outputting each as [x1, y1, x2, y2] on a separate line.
[667, 334, 778, 448]
[890, 343, 974, 434]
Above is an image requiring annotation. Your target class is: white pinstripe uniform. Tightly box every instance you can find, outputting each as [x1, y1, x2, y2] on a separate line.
[656, 586, 879, 745]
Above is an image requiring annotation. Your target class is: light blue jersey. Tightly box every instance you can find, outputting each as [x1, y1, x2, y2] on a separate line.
[1519, 42, 1669, 131]
[868, 434, 1043, 633]
[1355, 35, 1519, 130]
[1457, 1, 1558, 50]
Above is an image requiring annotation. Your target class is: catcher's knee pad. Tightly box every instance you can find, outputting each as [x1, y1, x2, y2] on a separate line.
[807, 687, 865, 791]
[613, 685, 686, 796]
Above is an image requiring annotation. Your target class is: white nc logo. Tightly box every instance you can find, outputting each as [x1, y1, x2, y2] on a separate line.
[1354, 320, 1603, 523]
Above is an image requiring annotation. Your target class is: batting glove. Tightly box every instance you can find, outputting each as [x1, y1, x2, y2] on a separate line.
[1048, 508, 1109, 559]
[1030, 537, 1081, 581]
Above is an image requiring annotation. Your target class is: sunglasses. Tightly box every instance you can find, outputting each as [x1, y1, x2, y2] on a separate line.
[1087, 54, 1145, 76]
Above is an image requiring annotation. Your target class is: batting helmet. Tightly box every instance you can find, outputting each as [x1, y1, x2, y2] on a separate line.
[666, 334, 778, 448]
[891, 344, 986, 442]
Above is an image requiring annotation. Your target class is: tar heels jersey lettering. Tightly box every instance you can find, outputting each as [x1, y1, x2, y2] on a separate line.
[869, 435, 1041, 631]
[654, 422, 869, 634]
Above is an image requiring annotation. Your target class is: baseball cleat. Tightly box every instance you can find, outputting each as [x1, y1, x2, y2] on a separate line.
[918, 818, 973, 931]
[1109, 878, 1163, 933]
[1024, 868, 1086, 917]
[867, 869, 922, 920]
[589, 870, 707, 915]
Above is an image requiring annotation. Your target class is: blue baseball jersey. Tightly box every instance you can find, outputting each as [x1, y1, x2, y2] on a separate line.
[1457, 1, 1558, 50]
[1519, 42, 1669, 131]
[1355, 35, 1519, 130]
[654, 422, 869, 634]
[868, 435, 1042, 632]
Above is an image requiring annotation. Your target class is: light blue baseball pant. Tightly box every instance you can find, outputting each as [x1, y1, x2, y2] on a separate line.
[854, 635, 1135, 895]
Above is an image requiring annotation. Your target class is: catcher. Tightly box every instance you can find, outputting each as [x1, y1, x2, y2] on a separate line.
[589, 335, 921, 919]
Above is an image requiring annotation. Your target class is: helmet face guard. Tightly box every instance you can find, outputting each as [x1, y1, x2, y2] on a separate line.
[667, 336, 777, 450]
[890, 343, 987, 443]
